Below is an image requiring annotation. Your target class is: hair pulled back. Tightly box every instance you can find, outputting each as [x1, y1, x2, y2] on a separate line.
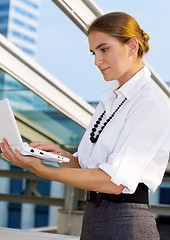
[88, 12, 150, 57]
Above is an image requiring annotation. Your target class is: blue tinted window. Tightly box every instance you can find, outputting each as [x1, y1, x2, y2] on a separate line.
[14, 43, 35, 56]
[11, 30, 36, 44]
[8, 203, 21, 228]
[14, 6, 38, 21]
[160, 187, 170, 204]
[12, 18, 37, 32]
[0, 27, 7, 37]
[0, 15, 8, 24]
[8, 165, 23, 229]
[34, 180, 50, 227]
[17, 0, 39, 9]
[0, 3, 9, 11]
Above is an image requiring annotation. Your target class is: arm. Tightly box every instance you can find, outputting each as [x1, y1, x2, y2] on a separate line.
[0, 139, 124, 194]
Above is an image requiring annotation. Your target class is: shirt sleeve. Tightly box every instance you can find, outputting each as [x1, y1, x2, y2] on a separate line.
[99, 99, 170, 193]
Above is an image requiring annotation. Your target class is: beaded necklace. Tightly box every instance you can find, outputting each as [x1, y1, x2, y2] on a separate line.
[90, 97, 127, 143]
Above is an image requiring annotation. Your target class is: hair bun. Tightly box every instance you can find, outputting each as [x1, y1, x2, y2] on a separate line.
[140, 29, 150, 55]
[141, 29, 150, 43]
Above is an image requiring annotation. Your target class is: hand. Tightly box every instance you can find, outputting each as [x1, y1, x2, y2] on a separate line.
[0, 138, 43, 173]
[30, 141, 80, 168]
[30, 141, 67, 157]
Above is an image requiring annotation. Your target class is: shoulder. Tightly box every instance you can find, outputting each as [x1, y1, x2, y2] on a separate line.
[131, 80, 169, 114]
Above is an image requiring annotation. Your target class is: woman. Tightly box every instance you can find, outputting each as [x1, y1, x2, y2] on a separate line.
[1, 12, 169, 240]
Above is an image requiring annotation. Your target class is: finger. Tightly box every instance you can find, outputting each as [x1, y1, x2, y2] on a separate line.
[1, 152, 11, 160]
[29, 141, 47, 148]
[13, 150, 42, 170]
[1, 140, 23, 164]
[29, 141, 41, 147]
[2, 138, 18, 160]
[1, 140, 39, 170]
[0, 150, 13, 163]
[2, 138, 13, 153]
[2, 138, 9, 147]
[13, 150, 27, 162]
[30, 142, 56, 152]
[6, 150, 26, 168]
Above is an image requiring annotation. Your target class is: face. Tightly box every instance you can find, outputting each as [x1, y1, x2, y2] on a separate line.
[88, 31, 138, 86]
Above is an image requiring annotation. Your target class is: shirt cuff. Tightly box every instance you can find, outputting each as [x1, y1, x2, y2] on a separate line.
[99, 151, 143, 194]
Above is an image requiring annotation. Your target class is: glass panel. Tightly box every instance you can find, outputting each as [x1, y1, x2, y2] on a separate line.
[17, 0, 39, 10]
[0, 2, 10, 11]
[11, 18, 37, 32]
[0, 68, 85, 149]
[13, 6, 38, 21]
[0, 15, 8, 24]
[10, 30, 36, 44]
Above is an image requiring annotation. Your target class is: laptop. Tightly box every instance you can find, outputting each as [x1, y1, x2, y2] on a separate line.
[0, 99, 70, 164]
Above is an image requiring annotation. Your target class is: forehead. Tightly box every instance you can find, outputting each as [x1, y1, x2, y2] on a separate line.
[88, 31, 118, 49]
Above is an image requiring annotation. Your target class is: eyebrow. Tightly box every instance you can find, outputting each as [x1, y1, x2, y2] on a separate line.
[96, 43, 107, 50]
[90, 43, 108, 53]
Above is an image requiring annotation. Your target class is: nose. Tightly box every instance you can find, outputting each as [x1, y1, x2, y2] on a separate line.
[94, 54, 103, 67]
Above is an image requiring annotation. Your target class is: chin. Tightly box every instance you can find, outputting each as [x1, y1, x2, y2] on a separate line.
[104, 77, 116, 82]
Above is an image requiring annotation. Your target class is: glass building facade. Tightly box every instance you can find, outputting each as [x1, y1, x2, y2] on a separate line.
[0, 0, 40, 58]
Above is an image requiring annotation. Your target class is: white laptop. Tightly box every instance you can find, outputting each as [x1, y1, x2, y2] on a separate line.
[0, 99, 70, 164]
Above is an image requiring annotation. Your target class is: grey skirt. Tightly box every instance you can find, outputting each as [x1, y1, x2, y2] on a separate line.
[80, 200, 160, 240]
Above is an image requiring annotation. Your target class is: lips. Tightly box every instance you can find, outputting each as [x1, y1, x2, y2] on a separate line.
[100, 67, 110, 74]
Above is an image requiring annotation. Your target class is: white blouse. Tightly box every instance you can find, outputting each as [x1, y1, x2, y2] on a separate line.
[74, 66, 170, 194]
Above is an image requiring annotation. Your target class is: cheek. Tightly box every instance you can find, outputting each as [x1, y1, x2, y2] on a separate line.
[107, 52, 118, 65]
[109, 53, 123, 68]
[117, 50, 130, 67]
[107, 46, 129, 69]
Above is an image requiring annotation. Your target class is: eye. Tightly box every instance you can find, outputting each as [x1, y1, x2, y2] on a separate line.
[91, 51, 95, 56]
[101, 47, 108, 53]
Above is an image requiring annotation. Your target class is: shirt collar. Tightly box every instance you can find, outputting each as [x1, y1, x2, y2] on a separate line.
[101, 79, 120, 102]
[115, 66, 151, 100]
[101, 66, 151, 103]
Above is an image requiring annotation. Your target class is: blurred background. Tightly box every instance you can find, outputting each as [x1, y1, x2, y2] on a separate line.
[0, 0, 169, 239]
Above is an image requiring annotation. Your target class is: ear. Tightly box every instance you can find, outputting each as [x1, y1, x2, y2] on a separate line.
[128, 38, 139, 56]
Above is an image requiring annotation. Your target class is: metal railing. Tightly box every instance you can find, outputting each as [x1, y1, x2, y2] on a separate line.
[0, 168, 170, 216]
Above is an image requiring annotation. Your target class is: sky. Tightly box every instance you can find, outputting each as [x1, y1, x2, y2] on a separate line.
[36, 0, 170, 102]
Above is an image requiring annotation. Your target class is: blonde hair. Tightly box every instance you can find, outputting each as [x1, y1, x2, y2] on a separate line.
[88, 12, 150, 57]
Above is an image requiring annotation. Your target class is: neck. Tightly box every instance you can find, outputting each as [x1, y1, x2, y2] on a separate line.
[118, 60, 144, 88]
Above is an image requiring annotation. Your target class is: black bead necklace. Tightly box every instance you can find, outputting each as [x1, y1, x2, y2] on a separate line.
[90, 97, 127, 143]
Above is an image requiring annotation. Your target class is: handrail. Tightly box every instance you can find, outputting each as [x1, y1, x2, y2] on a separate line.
[52, 0, 104, 34]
